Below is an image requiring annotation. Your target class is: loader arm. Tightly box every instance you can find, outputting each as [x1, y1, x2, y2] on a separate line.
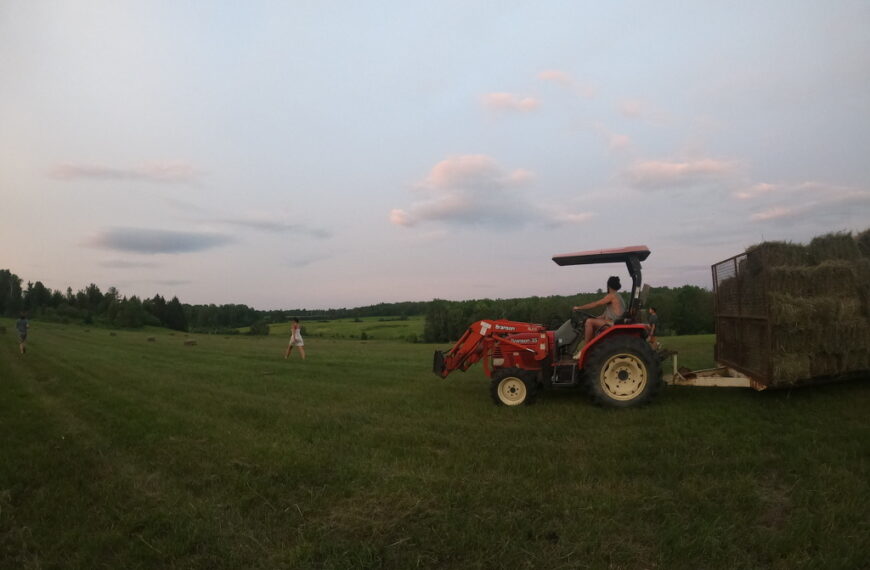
[433, 319, 547, 378]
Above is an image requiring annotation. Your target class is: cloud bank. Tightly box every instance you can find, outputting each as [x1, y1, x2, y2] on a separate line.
[626, 158, 737, 189]
[51, 162, 199, 184]
[481, 92, 539, 112]
[390, 154, 593, 229]
[99, 260, 160, 269]
[537, 69, 596, 98]
[217, 219, 331, 238]
[88, 228, 232, 254]
[745, 183, 870, 225]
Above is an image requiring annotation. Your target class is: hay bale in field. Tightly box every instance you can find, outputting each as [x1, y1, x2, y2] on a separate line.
[184, 339, 197, 346]
[147, 337, 156, 342]
[109, 332, 117, 336]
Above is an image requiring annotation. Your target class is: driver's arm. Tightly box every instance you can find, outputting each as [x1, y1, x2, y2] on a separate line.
[573, 293, 612, 312]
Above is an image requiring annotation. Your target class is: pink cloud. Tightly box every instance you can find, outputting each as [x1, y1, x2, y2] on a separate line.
[593, 123, 632, 152]
[553, 211, 597, 224]
[751, 207, 795, 221]
[617, 99, 669, 123]
[537, 69, 596, 98]
[609, 133, 632, 150]
[420, 154, 527, 191]
[391, 155, 600, 229]
[745, 182, 870, 224]
[538, 69, 573, 85]
[392, 154, 582, 228]
[482, 92, 539, 111]
[618, 100, 645, 118]
[734, 182, 777, 200]
[50, 161, 199, 183]
[626, 158, 737, 189]
[389, 209, 413, 227]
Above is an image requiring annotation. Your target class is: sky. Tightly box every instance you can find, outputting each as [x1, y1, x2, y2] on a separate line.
[1, 1, 868, 310]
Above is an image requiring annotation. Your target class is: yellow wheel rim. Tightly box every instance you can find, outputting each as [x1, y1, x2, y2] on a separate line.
[498, 377, 527, 406]
[600, 353, 648, 401]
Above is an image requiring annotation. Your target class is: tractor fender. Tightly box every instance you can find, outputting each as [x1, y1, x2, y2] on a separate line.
[577, 325, 648, 369]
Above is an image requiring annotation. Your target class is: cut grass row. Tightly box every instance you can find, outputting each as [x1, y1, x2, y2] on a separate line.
[1, 319, 868, 569]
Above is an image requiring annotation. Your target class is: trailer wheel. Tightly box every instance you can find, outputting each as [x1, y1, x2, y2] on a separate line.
[490, 368, 538, 406]
[584, 336, 661, 407]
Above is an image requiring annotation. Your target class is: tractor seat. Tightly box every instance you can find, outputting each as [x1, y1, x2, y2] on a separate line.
[595, 312, 633, 336]
[554, 319, 579, 347]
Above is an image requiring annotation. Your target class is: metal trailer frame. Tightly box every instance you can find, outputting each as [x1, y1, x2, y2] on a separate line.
[664, 248, 774, 390]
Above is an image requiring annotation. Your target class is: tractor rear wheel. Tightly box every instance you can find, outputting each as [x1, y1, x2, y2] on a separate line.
[583, 335, 661, 407]
[490, 368, 538, 406]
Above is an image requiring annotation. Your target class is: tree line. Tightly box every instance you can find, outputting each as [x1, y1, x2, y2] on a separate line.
[422, 285, 714, 342]
[0, 269, 429, 334]
[1, 269, 189, 330]
[1, 268, 713, 339]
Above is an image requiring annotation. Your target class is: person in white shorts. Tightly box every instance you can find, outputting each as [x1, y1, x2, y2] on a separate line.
[284, 318, 306, 360]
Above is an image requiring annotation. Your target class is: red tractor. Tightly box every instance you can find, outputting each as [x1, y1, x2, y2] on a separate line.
[432, 246, 662, 407]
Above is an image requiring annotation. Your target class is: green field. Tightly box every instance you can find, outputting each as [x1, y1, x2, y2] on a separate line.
[1, 319, 868, 569]
[265, 316, 424, 342]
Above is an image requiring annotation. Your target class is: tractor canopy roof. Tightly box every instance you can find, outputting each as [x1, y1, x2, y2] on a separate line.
[552, 245, 650, 266]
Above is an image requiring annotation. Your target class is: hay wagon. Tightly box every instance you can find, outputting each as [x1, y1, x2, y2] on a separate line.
[670, 234, 870, 390]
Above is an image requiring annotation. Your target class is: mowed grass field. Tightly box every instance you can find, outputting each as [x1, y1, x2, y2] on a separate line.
[263, 316, 424, 341]
[1, 319, 868, 569]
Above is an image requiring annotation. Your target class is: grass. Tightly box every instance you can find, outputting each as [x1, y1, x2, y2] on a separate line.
[258, 316, 424, 341]
[1, 319, 868, 569]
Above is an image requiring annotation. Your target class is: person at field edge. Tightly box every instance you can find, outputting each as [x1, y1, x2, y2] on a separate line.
[16, 313, 29, 355]
[284, 318, 306, 360]
[572, 276, 625, 345]
[648, 307, 659, 347]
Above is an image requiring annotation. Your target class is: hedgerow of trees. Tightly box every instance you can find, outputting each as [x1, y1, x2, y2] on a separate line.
[422, 285, 714, 342]
[1, 268, 714, 339]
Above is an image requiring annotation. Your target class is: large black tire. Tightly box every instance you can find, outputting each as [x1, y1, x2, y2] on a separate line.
[490, 368, 538, 406]
[583, 335, 661, 407]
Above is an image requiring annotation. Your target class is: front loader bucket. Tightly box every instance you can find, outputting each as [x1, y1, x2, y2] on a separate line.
[433, 350, 447, 377]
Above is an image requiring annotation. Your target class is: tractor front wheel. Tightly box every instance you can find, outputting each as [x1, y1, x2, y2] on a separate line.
[490, 368, 538, 406]
[583, 335, 661, 407]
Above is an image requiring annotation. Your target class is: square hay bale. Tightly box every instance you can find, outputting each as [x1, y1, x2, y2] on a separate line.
[809, 352, 840, 379]
[808, 232, 861, 264]
[857, 229, 870, 258]
[767, 266, 815, 297]
[716, 228, 870, 387]
[770, 354, 811, 386]
[751, 241, 811, 268]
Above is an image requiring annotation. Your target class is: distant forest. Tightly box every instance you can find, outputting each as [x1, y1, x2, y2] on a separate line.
[0, 268, 712, 339]
[422, 285, 712, 342]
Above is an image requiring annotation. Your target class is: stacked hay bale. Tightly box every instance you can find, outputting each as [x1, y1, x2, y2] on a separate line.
[745, 230, 870, 387]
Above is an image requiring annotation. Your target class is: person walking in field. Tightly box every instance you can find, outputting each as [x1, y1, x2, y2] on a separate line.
[648, 307, 659, 348]
[16, 313, 29, 354]
[284, 318, 306, 360]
